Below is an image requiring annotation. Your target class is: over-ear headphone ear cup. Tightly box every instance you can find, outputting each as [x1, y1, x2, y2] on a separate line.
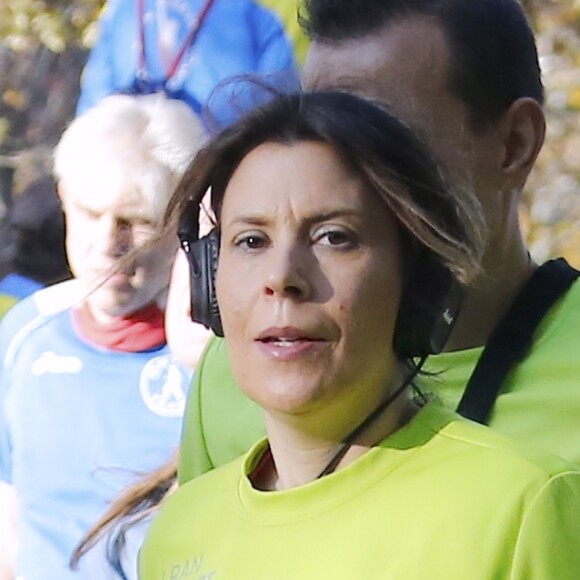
[393, 256, 463, 359]
[182, 228, 223, 336]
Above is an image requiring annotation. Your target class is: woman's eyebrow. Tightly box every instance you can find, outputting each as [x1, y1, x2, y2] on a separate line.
[305, 209, 362, 224]
[226, 214, 270, 227]
[226, 208, 362, 228]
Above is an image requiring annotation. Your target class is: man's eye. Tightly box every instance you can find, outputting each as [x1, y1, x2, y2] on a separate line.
[81, 208, 101, 220]
[132, 220, 156, 234]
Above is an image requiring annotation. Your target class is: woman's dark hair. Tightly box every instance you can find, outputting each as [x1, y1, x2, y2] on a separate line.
[166, 90, 483, 285]
[70, 457, 177, 575]
[300, 0, 544, 128]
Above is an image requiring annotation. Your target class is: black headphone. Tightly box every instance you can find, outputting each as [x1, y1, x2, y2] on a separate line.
[178, 201, 463, 358]
[178, 200, 223, 336]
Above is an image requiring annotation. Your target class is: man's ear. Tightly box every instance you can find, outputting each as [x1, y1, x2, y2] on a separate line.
[500, 97, 546, 185]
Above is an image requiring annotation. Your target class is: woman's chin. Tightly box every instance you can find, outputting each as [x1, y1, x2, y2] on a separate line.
[245, 377, 331, 418]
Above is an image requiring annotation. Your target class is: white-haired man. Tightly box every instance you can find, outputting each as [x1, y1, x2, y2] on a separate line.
[0, 94, 208, 579]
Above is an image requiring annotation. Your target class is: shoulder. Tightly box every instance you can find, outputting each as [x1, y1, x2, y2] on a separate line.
[533, 267, 580, 342]
[193, 336, 238, 399]
[197, 335, 230, 374]
[179, 454, 243, 500]
[401, 403, 580, 554]
[181, 335, 264, 466]
[0, 279, 83, 332]
[169, 438, 261, 515]
[0, 280, 84, 367]
[431, 403, 578, 482]
[437, 417, 580, 576]
[145, 454, 243, 552]
[31, 279, 86, 314]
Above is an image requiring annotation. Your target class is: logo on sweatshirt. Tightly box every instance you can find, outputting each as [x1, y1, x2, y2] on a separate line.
[140, 354, 188, 417]
[161, 555, 216, 580]
[31, 351, 83, 375]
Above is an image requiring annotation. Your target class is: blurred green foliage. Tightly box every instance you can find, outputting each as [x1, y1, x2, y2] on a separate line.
[523, 0, 580, 266]
[0, 0, 102, 52]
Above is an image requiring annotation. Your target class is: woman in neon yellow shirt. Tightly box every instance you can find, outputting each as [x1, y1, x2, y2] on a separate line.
[140, 91, 580, 579]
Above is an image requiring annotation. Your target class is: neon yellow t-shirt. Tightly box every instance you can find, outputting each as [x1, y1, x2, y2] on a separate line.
[143, 403, 580, 579]
[430, 277, 580, 464]
[179, 280, 580, 483]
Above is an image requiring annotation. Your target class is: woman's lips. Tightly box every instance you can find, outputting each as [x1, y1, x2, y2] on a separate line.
[256, 327, 328, 361]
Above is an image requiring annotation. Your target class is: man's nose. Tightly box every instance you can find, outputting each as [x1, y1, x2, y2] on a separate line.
[97, 218, 133, 257]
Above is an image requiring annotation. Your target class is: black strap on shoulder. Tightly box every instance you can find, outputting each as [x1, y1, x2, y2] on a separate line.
[456, 258, 579, 424]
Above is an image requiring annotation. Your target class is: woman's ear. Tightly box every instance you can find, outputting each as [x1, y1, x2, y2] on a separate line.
[56, 180, 67, 204]
[500, 97, 546, 185]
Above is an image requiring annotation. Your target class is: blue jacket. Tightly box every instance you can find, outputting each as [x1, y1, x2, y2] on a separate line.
[77, 0, 301, 127]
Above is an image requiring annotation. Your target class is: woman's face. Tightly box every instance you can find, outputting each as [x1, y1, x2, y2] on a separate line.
[216, 141, 403, 427]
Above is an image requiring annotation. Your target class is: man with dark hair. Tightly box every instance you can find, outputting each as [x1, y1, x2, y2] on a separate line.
[178, 0, 580, 483]
[302, 0, 545, 124]
[301, 0, 547, 353]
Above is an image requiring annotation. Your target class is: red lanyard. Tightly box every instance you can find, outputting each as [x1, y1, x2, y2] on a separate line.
[137, 0, 216, 82]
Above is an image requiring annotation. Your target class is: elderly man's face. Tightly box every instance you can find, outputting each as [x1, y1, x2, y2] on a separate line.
[58, 165, 176, 321]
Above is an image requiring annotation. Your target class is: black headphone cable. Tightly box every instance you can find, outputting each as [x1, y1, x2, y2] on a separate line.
[317, 355, 428, 479]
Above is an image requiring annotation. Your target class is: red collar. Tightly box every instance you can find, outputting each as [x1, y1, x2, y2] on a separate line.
[71, 302, 166, 352]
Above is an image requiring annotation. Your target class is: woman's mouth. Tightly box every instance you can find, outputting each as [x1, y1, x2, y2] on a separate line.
[256, 328, 327, 361]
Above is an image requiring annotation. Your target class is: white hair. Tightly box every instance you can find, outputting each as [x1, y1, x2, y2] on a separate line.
[54, 94, 206, 219]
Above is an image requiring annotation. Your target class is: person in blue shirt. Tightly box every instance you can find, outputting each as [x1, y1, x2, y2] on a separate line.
[0, 93, 209, 579]
[68, 248, 212, 580]
[77, 0, 307, 127]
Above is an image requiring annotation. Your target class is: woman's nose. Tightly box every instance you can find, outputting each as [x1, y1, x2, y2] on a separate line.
[263, 243, 312, 301]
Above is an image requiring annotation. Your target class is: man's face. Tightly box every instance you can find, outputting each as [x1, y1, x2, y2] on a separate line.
[303, 18, 507, 232]
[59, 170, 176, 321]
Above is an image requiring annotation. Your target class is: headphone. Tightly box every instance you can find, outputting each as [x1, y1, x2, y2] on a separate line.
[178, 200, 463, 358]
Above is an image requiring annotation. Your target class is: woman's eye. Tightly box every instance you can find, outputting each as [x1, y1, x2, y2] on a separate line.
[234, 233, 268, 251]
[315, 228, 356, 248]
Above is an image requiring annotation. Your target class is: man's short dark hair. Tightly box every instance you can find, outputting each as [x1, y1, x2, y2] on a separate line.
[300, 0, 544, 127]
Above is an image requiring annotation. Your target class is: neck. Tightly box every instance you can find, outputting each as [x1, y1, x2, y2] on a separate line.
[445, 219, 536, 351]
[259, 393, 418, 491]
